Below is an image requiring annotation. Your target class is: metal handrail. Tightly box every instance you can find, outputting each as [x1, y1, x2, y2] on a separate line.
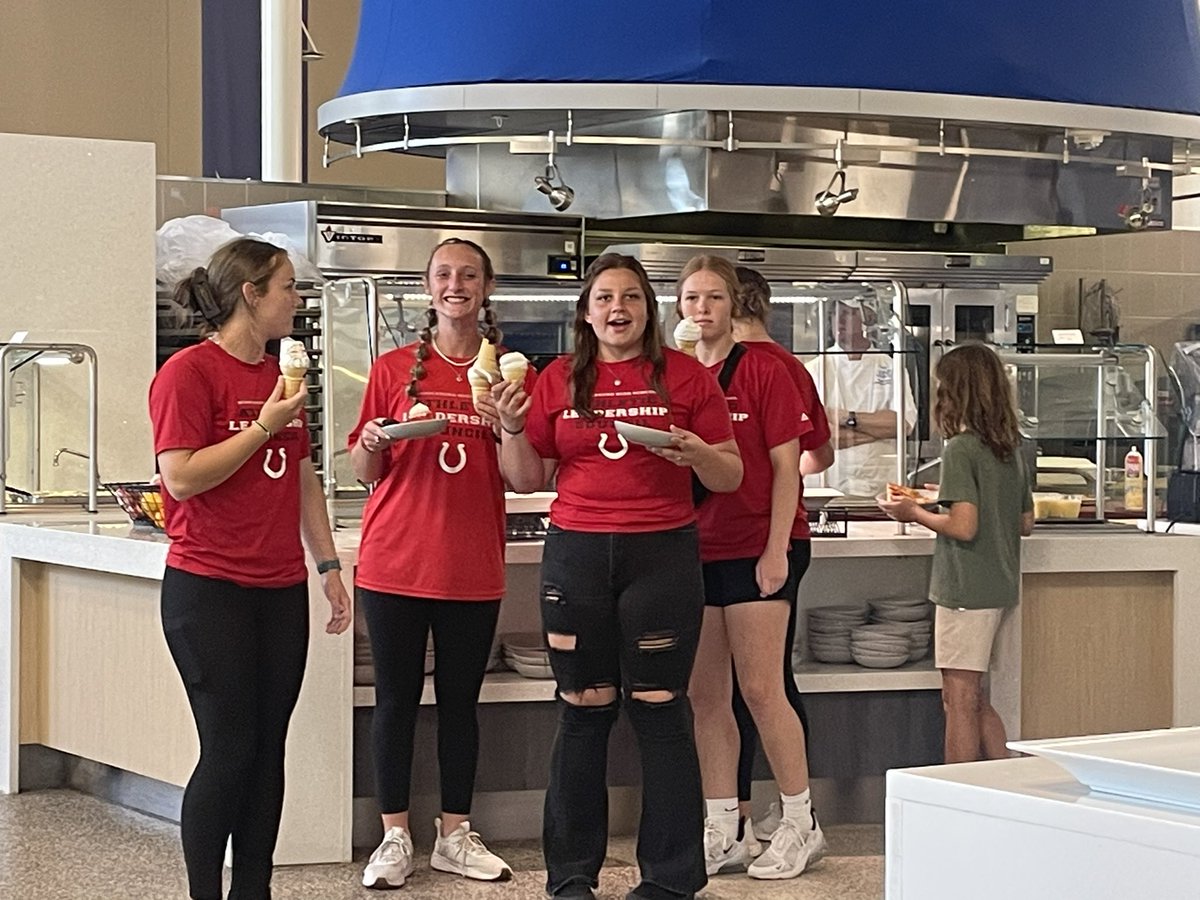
[0, 343, 98, 514]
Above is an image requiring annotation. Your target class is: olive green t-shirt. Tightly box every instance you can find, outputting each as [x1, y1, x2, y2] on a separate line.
[929, 433, 1033, 610]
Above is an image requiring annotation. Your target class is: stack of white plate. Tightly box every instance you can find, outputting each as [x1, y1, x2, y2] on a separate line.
[501, 632, 555, 679]
[868, 598, 934, 661]
[807, 605, 869, 664]
[850, 624, 911, 668]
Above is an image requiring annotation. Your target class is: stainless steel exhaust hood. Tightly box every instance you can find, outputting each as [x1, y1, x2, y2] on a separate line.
[602, 243, 1052, 287]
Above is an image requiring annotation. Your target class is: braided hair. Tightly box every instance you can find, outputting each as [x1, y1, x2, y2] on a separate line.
[405, 238, 499, 400]
[172, 238, 288, 336]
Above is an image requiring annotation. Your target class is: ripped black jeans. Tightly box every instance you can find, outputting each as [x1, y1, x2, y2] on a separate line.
[540, 525, 707, 898]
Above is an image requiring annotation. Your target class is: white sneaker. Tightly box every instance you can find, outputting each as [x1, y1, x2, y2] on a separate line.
[742, 817, 764, 858]
[704, 817, 753, 876]
[362, 825, 415, 890]
[752, 801, 781, 842]
[747, 814, 827, 880]
[429, 818, 513, 882]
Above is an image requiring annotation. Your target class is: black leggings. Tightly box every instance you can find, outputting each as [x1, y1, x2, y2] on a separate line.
[161, 566, 309, 900]
[360, 590, 501, 815]
[732, 540, 812, 803]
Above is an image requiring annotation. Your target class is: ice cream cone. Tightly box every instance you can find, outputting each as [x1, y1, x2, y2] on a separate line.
[282, 366, 307, 398]
[477, 338, 500, 380]
[676, 340, 697, 357]
[467, 365, 494, 409]
[499, 351, 529, 385]
[673, 316, 702, 356]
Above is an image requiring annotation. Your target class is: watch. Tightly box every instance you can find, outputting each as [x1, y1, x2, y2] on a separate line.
[845, 411, 858, 429]
[316, 558, 342, 575]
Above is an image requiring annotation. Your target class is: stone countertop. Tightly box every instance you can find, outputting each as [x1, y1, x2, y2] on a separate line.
[0, 513, 1194, 575]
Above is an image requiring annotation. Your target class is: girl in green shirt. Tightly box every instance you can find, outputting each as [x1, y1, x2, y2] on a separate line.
[879, 343, 1033, 763]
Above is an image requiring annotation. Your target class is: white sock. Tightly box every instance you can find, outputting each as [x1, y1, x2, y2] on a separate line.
[780, 789, 813, 830]
[705, 798, 740, 840]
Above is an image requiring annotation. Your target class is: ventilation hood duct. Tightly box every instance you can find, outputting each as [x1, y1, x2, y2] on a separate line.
[318, 1, 1200, 232]
[602, 243, 1052, 287]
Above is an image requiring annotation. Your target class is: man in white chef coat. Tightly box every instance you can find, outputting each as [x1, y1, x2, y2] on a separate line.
[805, 297, 916, 497]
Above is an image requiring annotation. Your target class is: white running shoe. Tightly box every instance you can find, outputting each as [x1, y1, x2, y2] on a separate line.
[747, 814, 828, 880]
[362, 825, 415, 890]
[752, 800, 781, 842]
[742, 817, 764, 858]
[704, 817, 753, 876]
[429, 818, 513, 881]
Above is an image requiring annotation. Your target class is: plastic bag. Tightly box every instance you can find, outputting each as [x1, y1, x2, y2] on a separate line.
[155, 215, 325, 286]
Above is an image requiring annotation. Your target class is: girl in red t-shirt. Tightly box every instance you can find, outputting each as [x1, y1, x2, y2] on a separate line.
[149, 238, 351, 900]
[678, 256, 826, 882]
[728, 265, 834, 854]
[350, 239, 529, 889]
[494, 254, 742, 900]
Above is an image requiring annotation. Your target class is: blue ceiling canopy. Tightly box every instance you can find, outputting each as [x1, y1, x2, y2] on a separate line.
[337, 0, 1200, 115]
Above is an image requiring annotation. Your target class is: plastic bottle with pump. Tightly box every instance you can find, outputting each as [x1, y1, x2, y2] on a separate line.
[1124, 445, 1144, 511]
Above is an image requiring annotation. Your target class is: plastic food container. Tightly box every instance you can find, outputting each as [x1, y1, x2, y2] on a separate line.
[104, 482, 165, 529]
[1032, 492, 1083, 520]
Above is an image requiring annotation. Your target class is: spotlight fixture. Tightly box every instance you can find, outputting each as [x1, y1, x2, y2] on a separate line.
[534, 162, 575, 211]
[814, 168, 859, 217]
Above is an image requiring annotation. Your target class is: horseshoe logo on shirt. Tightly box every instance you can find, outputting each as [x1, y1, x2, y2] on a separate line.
[438, 442, 467, 474]
[598, 432, 629, 461]
[263, 447, 287, 480]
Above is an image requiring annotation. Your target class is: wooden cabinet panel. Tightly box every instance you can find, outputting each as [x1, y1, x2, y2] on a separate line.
[1021, 571, 1173, 740]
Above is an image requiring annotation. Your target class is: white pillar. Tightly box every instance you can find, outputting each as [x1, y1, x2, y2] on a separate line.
[261, 0, 303, 183]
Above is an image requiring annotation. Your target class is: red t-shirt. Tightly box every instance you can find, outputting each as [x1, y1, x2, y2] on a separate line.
[349, 343, 536, 601]
[526, 349, 734, 532]
[149, 340, 311, 588]
[748, 341, 832, 540]
[698, 349, 805, 561]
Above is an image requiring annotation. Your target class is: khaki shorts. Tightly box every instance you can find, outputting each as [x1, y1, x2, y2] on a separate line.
[934, 606, 1005, 672]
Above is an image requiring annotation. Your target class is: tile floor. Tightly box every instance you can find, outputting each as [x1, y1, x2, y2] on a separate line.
[0, 790, 884, 899]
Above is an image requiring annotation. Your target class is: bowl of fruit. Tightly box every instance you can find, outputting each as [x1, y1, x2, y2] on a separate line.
[104, 482, 165, 530]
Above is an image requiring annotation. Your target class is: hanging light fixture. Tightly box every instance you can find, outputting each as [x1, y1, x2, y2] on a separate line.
[301, 20, 324, 62]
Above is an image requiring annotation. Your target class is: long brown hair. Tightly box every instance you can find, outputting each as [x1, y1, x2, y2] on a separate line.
[569, 254, 668, 417]
[172, 237, 288, 336]
[934, 342, 1022, 460]
[406, 237, 501, 400]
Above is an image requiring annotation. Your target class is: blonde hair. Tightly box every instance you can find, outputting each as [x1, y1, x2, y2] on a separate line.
[934, 342, 1022, 459]
[674, 255, 741, 319]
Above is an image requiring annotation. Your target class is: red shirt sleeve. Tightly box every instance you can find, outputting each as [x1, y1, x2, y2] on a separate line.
[525, 358, 567, 460]
[794, 359, 831, 451]
[149, 353, 213, 454]
[756, 357, 806, 450]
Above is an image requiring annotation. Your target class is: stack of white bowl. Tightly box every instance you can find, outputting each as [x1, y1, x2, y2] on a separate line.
[501, 632, 555, 679]
[807, 605, 869, 664]
[850, 624, 912, 668]
[868, 598, 934, 661]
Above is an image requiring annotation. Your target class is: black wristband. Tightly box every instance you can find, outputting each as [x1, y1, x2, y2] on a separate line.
[501, 423, 525, 436]
[316, 558, 342, 574]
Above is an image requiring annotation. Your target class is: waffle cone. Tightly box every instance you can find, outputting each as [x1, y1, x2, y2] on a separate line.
[282, 376, 306, 398]
[477, 339, 500, 379]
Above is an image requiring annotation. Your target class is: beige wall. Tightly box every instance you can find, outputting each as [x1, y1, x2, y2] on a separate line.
[0, 2, 445, 189]
[1011, 231, 1200, 357]
[0, 133, 158, 488]
[0, 2, 202, 175]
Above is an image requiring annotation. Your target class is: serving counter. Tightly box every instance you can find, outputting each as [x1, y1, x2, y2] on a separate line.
[3, 514, 1199, 862]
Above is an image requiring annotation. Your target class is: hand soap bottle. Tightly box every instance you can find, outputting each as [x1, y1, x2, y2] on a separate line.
[1124, 445, 1144, 511]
